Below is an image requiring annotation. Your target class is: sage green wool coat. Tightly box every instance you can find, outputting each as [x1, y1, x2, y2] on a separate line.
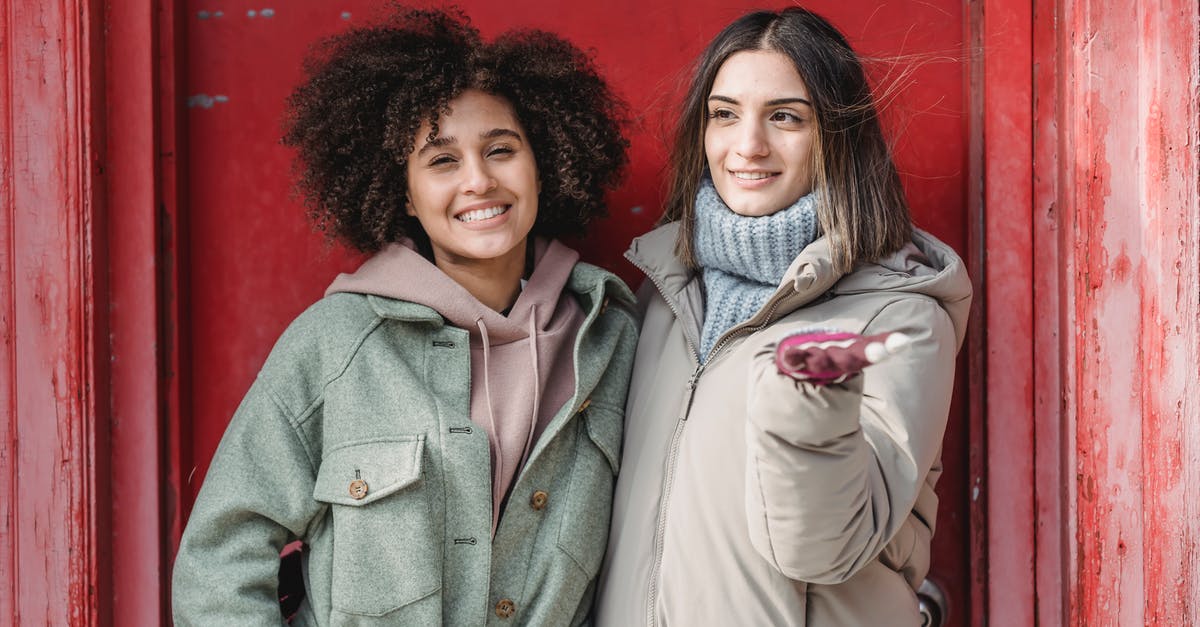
[173, 263, 638, 626]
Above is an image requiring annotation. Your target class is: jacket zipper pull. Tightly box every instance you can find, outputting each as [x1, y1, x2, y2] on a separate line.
[681, 368, 704, 421]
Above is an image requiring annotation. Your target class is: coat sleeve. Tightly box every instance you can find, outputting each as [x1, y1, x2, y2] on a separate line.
[172, 375, 322, 625]
[742, 296, 958, 584]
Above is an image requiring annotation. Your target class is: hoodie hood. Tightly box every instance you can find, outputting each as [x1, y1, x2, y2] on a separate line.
[327, 238, 586, 533]
[326, 238, 579, 345]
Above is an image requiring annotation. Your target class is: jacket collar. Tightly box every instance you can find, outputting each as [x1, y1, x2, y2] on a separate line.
[626, 222, 842, 347]
[627, 222, 971, 354]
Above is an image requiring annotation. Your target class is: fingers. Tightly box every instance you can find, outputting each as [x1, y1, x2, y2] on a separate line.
[862, 332, 911, 363]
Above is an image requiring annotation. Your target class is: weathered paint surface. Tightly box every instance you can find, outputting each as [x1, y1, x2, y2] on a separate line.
[0, 0, 106, 624]
[981, 0, 1200, 624]
[1035, 0, 1200, 625]
[1031, 1, 1066, 625]
[106, 0, 180, 624]
[981, 0, 1036, 625]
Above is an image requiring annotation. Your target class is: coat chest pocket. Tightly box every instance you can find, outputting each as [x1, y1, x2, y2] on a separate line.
[557, 403, 623, 576]
[313, 436, 441, 617]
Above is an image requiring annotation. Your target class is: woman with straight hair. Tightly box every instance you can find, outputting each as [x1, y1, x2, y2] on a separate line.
[172, 8, 638, 625]
[595, 7, 971, 626]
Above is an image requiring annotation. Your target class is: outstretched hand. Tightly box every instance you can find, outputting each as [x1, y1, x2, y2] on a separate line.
[770, 330, 911, 385]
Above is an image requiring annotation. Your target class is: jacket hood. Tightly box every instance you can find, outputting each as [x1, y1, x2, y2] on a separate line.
[627, 222, 971, 351]
[828, 229, 971, 347]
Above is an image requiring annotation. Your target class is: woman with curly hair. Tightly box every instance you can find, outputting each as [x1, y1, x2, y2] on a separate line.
[595, 7, 970, 626]
[172, 8, 637, 625]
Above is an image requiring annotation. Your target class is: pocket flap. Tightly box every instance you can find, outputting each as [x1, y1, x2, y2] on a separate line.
[313, 436, 425, 506]
[583, 403, 623, 474]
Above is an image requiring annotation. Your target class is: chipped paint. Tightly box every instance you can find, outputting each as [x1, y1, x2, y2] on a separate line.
[1061, 0, 1200, 625]
[186, 94, 229, 109]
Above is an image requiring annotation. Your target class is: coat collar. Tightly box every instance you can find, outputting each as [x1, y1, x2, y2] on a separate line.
[625, 222, 843, 348]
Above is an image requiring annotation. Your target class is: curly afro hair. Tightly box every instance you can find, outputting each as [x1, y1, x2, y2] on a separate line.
[282, 7, 630, 254]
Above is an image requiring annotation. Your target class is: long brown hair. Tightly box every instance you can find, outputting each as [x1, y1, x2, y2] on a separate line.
[663, 8, 911, 273]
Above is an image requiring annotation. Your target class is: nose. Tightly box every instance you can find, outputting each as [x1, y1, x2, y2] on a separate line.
[734, 121, 769, 159]
[460, 156, 497, 195]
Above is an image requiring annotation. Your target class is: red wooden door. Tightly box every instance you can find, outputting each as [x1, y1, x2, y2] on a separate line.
[178, 1, 971, 623]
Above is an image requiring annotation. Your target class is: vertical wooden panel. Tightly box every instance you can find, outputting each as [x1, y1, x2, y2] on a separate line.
[965, 3, 989, 624]
[159, 0, 192, 595]
[1056, 0, 1200, 625]
[0, 0, 109, 624]
[0, 0, 16, 619]
[1132, 0, 1199, 624]
[105, 0, 177, 623]
[1067, 1, 1140, 624]
[980, 0, 1036, 624]
[1031, 0, 1068, 624]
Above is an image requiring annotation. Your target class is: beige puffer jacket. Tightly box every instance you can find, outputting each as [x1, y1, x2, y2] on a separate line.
[595, 222, 971, 626]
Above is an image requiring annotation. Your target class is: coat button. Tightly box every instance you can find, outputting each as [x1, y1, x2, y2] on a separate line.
[348, 479, 368, 500]
[495, 598, 516, 619]
[530, 490, 549, 511]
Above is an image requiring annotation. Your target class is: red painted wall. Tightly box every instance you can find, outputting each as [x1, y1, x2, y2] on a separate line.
[179, 3, 972, 625]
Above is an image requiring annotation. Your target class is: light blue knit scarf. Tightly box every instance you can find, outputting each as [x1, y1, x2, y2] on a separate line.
[693, 177, 819, 361]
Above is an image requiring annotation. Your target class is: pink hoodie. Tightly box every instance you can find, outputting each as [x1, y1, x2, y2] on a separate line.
[325, 239, 585, 533]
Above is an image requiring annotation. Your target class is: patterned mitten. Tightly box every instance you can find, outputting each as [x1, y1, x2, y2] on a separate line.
[772, 329, 911, 385]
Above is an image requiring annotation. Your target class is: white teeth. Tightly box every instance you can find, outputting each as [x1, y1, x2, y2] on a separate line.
[733, 171, 773, 180]
[456, 205, 507, 223]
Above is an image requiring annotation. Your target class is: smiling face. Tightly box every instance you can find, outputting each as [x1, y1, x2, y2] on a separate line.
[405, 89, 539, 270]
[703, 50, 816, 217]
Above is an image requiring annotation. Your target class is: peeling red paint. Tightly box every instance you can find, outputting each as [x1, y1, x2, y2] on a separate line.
[1058, 0, 1200, 625]
[1110, 248, 1132, 284]
[2, 0, 107, 624]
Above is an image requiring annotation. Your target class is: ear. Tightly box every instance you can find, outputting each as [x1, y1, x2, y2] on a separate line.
[404, 192, 415, 217]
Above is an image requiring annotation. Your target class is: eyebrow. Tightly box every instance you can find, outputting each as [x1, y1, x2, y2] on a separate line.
[416, 128, 523, 156]
[708, 95, 812, 107]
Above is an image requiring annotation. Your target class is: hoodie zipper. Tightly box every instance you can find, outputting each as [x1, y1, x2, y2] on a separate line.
[627, 253, 792, 626]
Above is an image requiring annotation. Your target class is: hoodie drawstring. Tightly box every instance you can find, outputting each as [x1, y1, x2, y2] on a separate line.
[475, 317, 504, 519]
[517, 305, 540, 472]
[478, 306, 543, 535]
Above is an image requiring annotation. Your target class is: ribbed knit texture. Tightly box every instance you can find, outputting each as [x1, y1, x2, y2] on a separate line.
[693, 178, 818, 360]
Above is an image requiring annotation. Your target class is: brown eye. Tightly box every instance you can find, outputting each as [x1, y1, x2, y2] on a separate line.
[770, 111, 803, 124]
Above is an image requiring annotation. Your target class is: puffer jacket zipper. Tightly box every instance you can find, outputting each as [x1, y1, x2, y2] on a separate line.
[626, 251, 796, 626]
[624, 253, 700, 627]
